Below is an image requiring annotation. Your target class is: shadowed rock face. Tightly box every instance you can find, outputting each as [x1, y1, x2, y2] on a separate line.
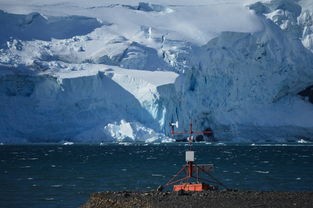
[299, 85, 313, 104]
[81, 191, 313, 208]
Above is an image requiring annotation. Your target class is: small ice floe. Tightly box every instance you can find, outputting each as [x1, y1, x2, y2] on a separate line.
[152, 174, 164, 177]
[296, 177, 301, 180]
[161, 139, 175, 144]
[51, 184, 63, 188]
[298, 155, 309, 158]
[20, 166, 31, 169]
[255, 170, 270, 174]
[118, 142, 132, 146]
[297, 139, 309, 144]
[0, 142, 4, 145]
[63, 141, 74, 145]
[45, 198, 55, 201]
[28, 157, 39, 160]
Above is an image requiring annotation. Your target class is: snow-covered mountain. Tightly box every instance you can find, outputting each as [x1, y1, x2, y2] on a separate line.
[0, 0, 313, 143]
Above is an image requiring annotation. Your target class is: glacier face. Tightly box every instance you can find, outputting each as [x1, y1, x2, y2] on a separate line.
[173, 0, 313, 142]
[0, 66, 177, 143]
[0, 0, 313, 143]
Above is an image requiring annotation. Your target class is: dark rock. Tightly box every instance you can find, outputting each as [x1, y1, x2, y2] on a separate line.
[81, 191, 313, 208]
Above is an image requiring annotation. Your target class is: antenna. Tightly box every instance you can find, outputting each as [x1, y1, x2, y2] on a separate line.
[170, 121, 178, 128]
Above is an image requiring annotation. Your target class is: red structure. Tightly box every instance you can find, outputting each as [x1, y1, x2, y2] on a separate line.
[158, 121, 225, 192]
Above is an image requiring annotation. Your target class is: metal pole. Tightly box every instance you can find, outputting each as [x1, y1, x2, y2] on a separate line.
[188, 161, 193, 178]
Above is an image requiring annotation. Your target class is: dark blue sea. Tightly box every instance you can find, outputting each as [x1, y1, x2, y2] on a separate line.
[1, 143, 313, 208]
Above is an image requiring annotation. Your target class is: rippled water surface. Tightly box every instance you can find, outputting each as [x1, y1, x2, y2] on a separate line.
[1, 144, 313, 208]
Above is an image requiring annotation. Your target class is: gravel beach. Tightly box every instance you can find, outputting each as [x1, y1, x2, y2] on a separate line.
[81, 190, 313, 208]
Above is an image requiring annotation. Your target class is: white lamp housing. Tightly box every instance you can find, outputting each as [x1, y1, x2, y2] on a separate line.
[185, 151, 194, 162]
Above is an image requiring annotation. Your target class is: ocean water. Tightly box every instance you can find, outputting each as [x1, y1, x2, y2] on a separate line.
[0, 143, 313, 208]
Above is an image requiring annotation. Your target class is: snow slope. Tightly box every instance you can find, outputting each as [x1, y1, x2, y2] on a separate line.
[0, 0, 313, 143]
[0, 10, 103, 46]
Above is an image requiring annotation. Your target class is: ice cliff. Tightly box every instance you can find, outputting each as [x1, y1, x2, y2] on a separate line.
[0, 0, 313, 143]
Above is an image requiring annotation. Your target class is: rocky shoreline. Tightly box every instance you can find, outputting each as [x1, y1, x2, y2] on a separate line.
[81, 190, 313, 208]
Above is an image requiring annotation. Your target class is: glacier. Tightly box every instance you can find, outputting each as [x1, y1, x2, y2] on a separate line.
[0, 0, 313, 143]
